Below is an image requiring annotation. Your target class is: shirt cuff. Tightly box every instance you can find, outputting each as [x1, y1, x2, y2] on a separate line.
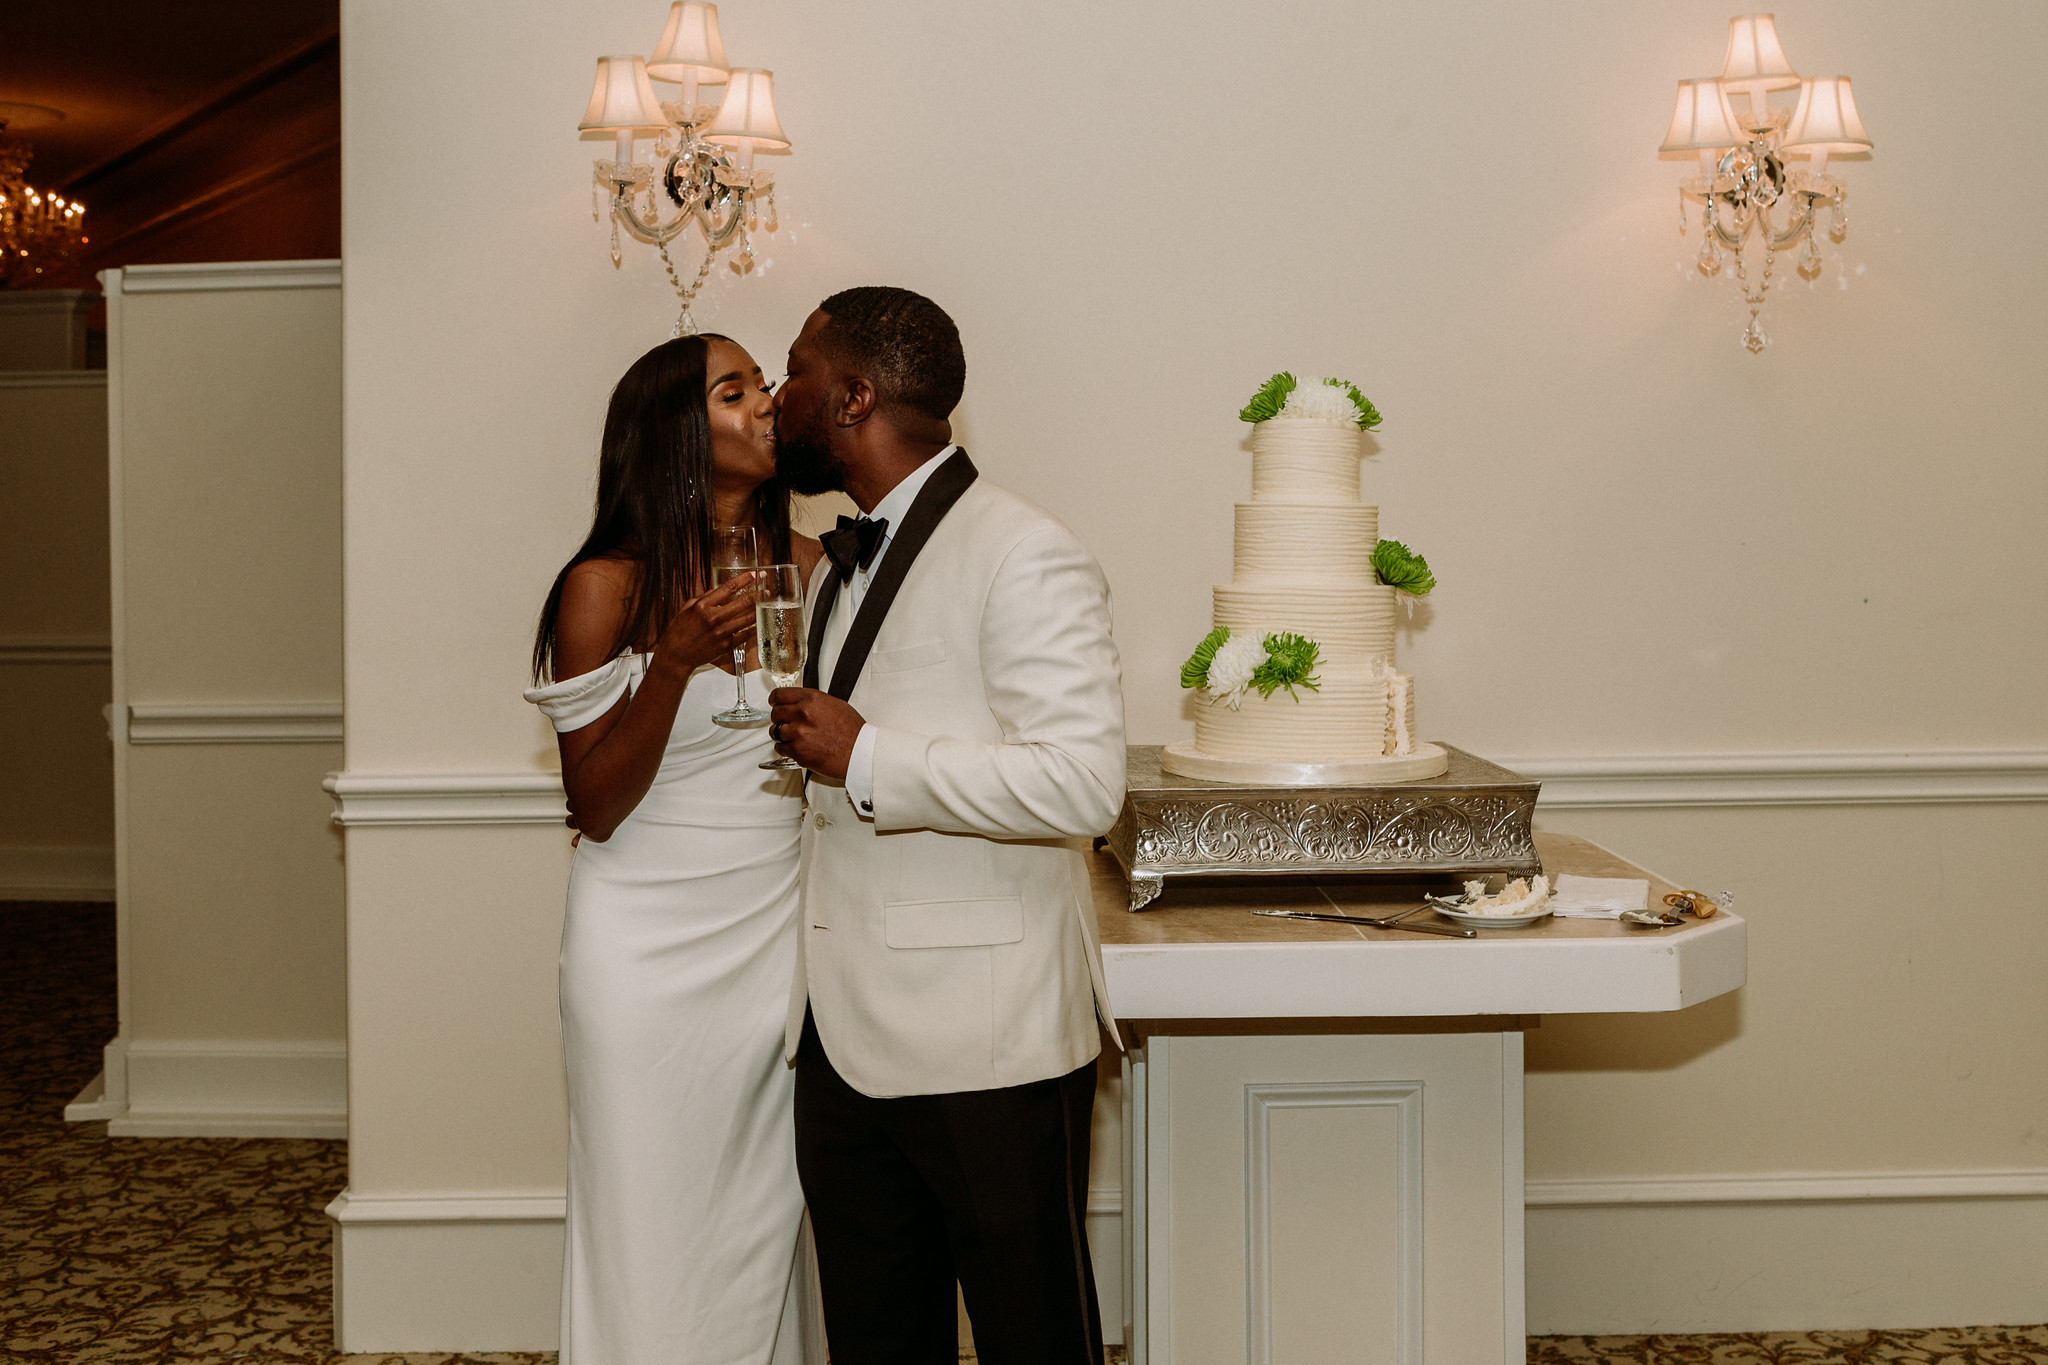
[846, 723, 878, 817]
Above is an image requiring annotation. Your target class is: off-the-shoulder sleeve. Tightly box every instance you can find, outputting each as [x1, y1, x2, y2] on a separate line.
[522, 653, 647, 732]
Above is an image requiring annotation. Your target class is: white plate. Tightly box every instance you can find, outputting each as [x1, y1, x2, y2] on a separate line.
[1433, 901, 1554, 929]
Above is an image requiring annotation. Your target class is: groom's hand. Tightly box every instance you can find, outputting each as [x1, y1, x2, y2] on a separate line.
[767, 688, 863, 780]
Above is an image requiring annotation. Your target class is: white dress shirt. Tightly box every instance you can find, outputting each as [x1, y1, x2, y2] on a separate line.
[816, 444, 958, 816]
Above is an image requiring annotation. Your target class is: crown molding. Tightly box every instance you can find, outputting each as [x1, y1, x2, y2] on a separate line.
[113, 259, 341, 294]
[1499, 749, 2048, 808]
[126, 702, 342, 744]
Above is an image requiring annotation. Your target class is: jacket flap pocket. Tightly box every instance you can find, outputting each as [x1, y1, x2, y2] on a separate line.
[869, 639, 948, 674]
[884, 897, 1024, 949]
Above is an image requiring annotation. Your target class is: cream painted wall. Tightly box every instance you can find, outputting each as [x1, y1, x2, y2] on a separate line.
[115, 285, 343, 702]
[336, 0, 2048, 1346]
[84, 265, 347, 1137]
[0, 373, 113, 889]
[1526, 804, 2048, 1181]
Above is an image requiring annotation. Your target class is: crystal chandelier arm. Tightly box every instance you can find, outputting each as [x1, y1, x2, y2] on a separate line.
[609, 182, 700, 246]
[1761, 193, 1818, 250]
[603, 170, 745, 248]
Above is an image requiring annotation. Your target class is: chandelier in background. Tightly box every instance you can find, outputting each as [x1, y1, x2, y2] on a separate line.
[0, 105, 87, 290]
[579, 2, 791, 336]
[1660, 15, 1872, 353]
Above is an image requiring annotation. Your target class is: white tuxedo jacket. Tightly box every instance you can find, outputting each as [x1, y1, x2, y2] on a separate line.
[785, 462, 1126, 1097]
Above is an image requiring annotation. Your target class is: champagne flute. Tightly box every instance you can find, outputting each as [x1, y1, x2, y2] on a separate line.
[710, 527, 769, 728]
[754, 564, 806, 770]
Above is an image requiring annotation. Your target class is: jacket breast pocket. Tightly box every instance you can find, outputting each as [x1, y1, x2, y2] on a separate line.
[884, 897, 1024, 949]
[868, 639, 948, 674]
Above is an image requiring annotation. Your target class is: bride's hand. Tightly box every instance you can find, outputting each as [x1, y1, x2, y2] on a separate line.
[657, 573, 758, 671]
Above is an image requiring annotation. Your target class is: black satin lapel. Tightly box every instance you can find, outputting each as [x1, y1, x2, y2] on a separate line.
[825, 450, 979, 700]
[803, 568, 836, 690]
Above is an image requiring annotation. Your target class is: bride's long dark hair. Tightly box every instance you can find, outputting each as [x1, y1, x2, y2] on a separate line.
[532, 334, 792, 683]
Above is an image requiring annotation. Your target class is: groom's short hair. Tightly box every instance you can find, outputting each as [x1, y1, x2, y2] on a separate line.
[817, 286, 966, 422]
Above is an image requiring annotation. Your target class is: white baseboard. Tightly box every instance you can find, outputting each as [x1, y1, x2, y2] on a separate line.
[0, 844, 115, 901]
[322, 1186, 1128, 1354]
[320, 1177, 2048, 1350]
[74, 1037, 348, 1138]
[1527, 1196, 2048, 1334]
[1527, 1167, 2048, 1206]
[328, 1189, 566, 1352]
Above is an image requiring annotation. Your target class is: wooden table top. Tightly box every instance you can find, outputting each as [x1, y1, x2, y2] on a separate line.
[1091, 831, 1692, 946]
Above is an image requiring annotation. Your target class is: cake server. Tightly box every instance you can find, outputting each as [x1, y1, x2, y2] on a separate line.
[1250, 908, 1476, 939]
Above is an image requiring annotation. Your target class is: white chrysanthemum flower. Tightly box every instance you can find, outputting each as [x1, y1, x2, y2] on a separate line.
[1278, 377, 1355, 421]
[1205, 633, 1268, 710]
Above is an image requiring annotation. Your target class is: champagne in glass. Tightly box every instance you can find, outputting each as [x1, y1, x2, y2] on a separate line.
[755, 564, 807, 770]
[710, 527, 768, 728]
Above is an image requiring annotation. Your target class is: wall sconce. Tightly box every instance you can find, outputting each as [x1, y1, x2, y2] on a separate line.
[579, 3, 792, 336]
[1661, 14, 1871, 352]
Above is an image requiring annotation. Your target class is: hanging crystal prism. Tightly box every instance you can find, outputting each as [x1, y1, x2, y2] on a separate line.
[610, 216, 621, 267]
[1797, 234, 1824, 280]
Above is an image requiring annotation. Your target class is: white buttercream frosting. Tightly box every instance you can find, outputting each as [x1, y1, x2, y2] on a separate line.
[1185, 408, 1424, 764]
[1233, 504, 1377, 583]
[1194, 672, 1391, 762]
[1249, 417, 1362, 502]
[1212, 584, 1396, 667]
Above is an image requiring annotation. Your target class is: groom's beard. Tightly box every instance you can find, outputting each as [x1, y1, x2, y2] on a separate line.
[774, 420, 848, 496]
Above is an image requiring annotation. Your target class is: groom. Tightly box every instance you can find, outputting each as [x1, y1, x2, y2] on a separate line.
[766, 286, 1126, 1365]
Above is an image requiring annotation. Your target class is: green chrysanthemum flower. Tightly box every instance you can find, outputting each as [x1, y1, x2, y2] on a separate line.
[1179, 626, 1230, 689]
[1238, 372, 1298, 423]
[1371, 539, 1436, 596]
[1252, 632, 1322, 701]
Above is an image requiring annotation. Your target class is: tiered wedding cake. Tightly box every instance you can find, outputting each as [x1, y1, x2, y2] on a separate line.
[1161, 373, 1448, 785]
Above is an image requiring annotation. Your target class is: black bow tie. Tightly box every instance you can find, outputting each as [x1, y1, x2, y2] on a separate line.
[820, 514, 889, 581]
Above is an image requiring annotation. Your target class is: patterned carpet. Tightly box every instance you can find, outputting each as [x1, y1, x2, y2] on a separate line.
[2, 900, 2042, 1364]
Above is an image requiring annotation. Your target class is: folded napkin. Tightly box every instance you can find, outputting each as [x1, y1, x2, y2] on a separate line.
[1549, 873, 1650, 919]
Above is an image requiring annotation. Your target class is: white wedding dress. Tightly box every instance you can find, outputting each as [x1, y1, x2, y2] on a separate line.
[526, 653, 821, 1365]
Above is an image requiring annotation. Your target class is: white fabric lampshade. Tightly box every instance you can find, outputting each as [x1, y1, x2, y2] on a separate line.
[647, 2, 729, 84]
[1720, 14, 1801, 90]
[1659, 79, 1744, 155]
[704, 68, 789, 150]
[578, 56, 670, 131]
[1783, 76, 1872, 151]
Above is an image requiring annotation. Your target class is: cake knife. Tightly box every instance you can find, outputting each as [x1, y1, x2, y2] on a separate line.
[1250, 908, 1476, 939]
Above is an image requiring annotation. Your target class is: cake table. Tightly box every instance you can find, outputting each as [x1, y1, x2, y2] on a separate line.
[1088, 831, 1746, 1365]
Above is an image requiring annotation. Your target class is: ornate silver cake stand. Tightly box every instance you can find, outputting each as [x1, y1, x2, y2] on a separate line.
[1105, 744, 1542, 911]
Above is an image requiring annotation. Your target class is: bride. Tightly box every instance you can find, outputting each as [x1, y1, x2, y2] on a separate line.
[525, 334, 824, 1364]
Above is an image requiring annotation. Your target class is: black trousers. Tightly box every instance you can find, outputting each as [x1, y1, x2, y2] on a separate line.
[794, 1011, 1103, 1365]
